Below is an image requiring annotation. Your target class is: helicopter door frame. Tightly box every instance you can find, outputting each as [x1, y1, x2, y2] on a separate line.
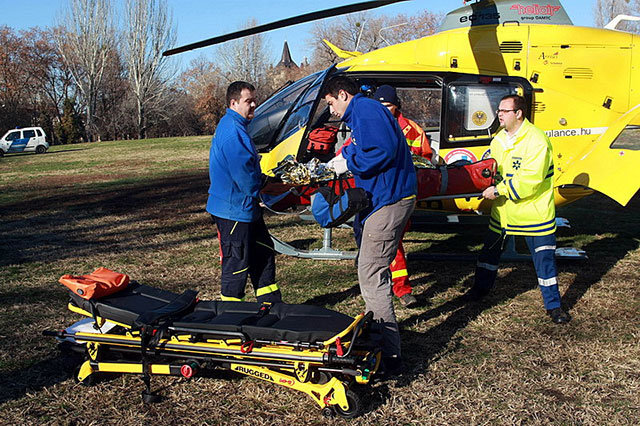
[298, 69, 446, 161]
[439, 73, 534, 150]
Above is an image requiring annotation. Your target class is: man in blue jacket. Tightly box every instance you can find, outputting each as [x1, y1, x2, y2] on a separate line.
[324, 76, 417, 375]
[206, 81, 281, 304]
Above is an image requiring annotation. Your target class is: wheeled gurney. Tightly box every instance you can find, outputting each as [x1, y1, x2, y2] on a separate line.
[45, 276, 380, 418]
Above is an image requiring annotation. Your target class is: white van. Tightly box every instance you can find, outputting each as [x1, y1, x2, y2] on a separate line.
[0, 127, 49, 156]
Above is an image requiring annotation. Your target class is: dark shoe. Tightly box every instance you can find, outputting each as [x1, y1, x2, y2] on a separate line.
[463, 286, 490, 303]
[399, 294, 418, 308]
[548, 308, 571, 324]
[374, 356, 404, 382]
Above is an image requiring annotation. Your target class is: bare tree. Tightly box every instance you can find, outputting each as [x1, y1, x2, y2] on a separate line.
[216, 19, 271, 86]
[25, 27, 77, 144]
[55, 0, 116, 142]
[308, 10, 442, 69]
[593, 0, 640, 32]
[124, 0, 177, 139]
[177, 56, 227, 133]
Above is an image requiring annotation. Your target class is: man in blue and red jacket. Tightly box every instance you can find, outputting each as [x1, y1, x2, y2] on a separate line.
[207, 81, 281, 304]
[324, 75, 416, 375]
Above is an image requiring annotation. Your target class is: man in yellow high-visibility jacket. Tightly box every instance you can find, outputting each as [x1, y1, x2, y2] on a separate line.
[468, 94, 570, 324]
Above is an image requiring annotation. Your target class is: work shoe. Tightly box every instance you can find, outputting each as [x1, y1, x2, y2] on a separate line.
[548, 308, 571, 324]
[374, 356, 404, 382]
[462, 286, 490, 303]
[399, 294, 418, 308]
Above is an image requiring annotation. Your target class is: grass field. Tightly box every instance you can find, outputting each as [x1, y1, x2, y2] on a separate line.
[0, 138, 638, 425]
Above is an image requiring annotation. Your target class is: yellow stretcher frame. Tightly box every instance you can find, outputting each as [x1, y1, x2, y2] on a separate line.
[55, 301, 381, 418]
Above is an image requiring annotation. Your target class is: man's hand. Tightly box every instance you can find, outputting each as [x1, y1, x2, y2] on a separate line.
[482, 185, 498, 200]
[327, 153, 349, 175]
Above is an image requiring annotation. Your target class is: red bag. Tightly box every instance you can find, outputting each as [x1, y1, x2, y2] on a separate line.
[417, 159, 497, 199]
[59, 267, 130, 300]
[306, 126, 339, 155]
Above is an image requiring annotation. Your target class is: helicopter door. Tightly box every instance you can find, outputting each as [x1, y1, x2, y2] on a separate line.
[555, 104, 640, 206]
[440, 75, 531, 154]
[249, 69, 329, 151]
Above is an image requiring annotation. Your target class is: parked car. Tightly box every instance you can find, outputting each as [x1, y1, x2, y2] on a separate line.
[0, 127, 49, 156]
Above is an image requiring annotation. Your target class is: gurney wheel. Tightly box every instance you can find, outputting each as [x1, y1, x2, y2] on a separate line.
[321, 407, 335, 418]
[334, 389, 360, 419]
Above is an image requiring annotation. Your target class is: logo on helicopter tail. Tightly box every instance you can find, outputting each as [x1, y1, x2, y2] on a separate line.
[510, 4, 561, 17]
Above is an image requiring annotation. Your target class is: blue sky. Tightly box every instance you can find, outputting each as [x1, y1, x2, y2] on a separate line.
[2, 0, 596, 70]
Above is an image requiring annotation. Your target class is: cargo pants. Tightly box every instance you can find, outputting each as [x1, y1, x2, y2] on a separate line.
[358, 197, 415, 359]
[212, 215, 281, 303]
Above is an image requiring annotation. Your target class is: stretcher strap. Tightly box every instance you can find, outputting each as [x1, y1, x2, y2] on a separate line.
[140, 326, 153, 395]
[439, 166, 448, 195]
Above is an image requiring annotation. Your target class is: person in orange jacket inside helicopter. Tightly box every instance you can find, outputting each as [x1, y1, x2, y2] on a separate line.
[338, 84, 433, 307]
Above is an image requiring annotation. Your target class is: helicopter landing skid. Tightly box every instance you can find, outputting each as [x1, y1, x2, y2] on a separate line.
[271, 228, 357, 260]
[271, 216, 586, 262]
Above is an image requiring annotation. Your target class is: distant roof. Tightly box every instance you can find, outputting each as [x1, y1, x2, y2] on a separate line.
[276, 41, 298, 68]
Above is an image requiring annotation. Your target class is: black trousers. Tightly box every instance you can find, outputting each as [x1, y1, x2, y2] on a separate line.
[212, 214, 281, 303]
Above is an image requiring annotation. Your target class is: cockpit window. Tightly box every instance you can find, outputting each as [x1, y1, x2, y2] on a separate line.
[610, 125, 640, 151]
[275, 80, 323, 143]
[248, 71, 322, 149]
[445, 83, 521, 144]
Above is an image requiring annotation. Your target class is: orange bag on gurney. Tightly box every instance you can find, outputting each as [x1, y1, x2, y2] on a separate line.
[59, 267, 129, 300]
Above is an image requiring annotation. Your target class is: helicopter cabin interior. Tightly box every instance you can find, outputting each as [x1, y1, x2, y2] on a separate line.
[250, 69, 535, 169]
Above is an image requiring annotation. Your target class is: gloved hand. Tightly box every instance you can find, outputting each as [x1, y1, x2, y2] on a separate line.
[327, 153, 349, 175]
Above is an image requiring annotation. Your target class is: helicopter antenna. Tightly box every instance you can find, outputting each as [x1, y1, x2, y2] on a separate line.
[604, 14, 640, 30]
[163, 0, 410, 56]
[355, 20, 367, 52]
[379, 22, 408, 46]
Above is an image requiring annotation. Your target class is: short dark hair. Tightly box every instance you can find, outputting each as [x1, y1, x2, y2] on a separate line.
[500, 94, 527, 117]
[322, 75, 359, 99]
[226, 81, 255, 106]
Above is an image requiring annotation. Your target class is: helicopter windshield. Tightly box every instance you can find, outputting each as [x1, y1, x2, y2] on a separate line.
[248, 70, 325, 151]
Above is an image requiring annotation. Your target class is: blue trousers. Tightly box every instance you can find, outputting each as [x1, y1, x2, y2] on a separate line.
[473, 231, 561, 310]
[212, 215, 281, 303]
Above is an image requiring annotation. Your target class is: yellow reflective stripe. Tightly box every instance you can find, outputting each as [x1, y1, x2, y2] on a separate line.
[221, 295, 243, 302]
[230, 221, 238, 235]
[391, 269, 408, 279]
[256, 240, 274, 251]
[406, 137, 421, 148]
[402, 194, 416, 200]
[232, 267, 249, 275]
[256, 283, 279, 297]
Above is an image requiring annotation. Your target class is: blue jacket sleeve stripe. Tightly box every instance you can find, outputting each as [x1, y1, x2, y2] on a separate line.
[508, 178, 521, 200]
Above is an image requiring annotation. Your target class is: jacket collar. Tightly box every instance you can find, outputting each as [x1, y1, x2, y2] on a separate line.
[342, 93, 363, 125]
[501, 118, 532, 150]
[226, 108, 249, 126]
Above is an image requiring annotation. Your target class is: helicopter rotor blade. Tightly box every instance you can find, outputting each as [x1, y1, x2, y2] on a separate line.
[163, 0, 410, 56]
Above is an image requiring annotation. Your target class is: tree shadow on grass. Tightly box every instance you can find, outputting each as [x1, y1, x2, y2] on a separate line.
[302, 283, 361, 306]
[0, 355, 70, 405]
[560, 231, 639, 311]
[387, 194, 640, 389]
[0, 171, 211, 267]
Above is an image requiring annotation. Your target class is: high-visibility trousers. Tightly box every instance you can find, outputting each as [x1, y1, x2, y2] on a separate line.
[212, 215, 281, 303]
[474, 230, 561, 310]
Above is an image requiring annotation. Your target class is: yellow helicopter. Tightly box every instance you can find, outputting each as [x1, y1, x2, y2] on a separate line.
[165, 0, 640, 250]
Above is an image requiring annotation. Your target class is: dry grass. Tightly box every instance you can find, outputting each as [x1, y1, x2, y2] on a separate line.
[0, 138, 638, 425]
